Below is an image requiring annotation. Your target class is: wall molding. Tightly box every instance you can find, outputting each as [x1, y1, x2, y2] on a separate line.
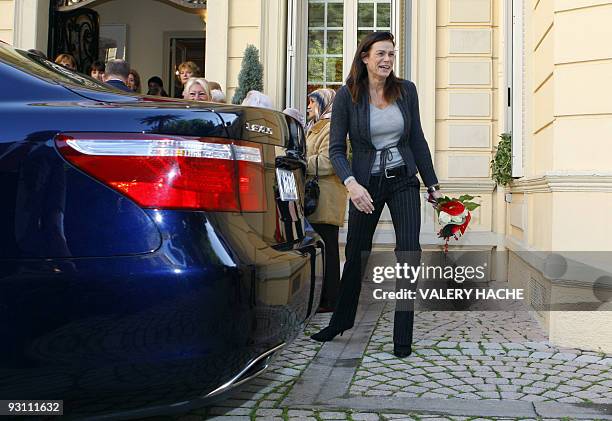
[438, 179, 497, 193]
[510, 172, 612, 193]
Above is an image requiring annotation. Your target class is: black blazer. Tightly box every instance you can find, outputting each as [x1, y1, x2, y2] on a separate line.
[105, 79, 133, 93]
[329, 80, 438, 188]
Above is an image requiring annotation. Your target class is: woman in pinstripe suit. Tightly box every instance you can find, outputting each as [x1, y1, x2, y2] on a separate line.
[310, 32, 443, 358]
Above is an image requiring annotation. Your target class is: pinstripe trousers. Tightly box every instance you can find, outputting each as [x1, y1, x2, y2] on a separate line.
[329, 173, 422, 347]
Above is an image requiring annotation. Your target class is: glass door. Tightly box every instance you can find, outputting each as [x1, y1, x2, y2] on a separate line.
[307, 0, 344, 94]
[306, 0, 394, 95]
[357, 0, 392, 45]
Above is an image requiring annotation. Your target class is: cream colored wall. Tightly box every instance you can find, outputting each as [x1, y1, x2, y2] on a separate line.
[550, 311, 612, 354]
[432, 0, 501, 241]
[92, 0, 205, 93]
[204, 0, 229, 93]
[0, 0, 14, 44]
[226, 0, 261, 102]
[508, 0, 612, 252]
[506, 0, 612, 351]
[205, 0, 286, 107]
[553, 4, 612, 173]
[506, 248, 612, 353]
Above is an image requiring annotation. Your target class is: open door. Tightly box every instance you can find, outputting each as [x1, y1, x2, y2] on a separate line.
[48, 8, 99, 73]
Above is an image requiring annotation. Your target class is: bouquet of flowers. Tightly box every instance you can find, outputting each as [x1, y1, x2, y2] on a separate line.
[431, 195, 480, 252]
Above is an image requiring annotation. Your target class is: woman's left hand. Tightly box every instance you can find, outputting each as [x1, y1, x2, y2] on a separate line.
[428, 190, 443, 209]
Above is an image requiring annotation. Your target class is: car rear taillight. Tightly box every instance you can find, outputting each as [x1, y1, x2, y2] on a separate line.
[55, 133, 266, 212]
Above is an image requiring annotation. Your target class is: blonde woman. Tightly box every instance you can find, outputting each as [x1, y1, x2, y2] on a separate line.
[183, 78, 211, 102]
[176, 61, 200, 98]
[306, 88, 347, 312]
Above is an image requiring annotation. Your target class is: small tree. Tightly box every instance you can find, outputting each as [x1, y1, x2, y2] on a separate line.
[232, 44, 264, 105]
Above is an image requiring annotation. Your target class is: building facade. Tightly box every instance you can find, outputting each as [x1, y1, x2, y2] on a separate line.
[2, 0, 611, 352]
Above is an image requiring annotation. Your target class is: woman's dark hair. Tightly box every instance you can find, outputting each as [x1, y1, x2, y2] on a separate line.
[90, 60, 105, 72]
[148, 76, 164, 87]
[129, 69, 141, 93]
[346, 31, 402, 104]
[147, 76, 169, 97]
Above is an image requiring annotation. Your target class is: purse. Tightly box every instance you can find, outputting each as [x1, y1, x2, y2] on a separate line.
[304, 156, 320, 216]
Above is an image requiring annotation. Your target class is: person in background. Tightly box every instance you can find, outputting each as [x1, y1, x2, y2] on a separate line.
[183, 77, 211, 101]
[176, 61, 200, 98]
[103, 59, 132, 92]
[304, 89, 347, 313]
[54, 53, 77, 71]
[208, 81, 222, 92]
[127, 69, 141, 93]
[89, 61, 105, 82]
[210, 89, 226, 103]
[241, 90, 273, 109]
[147, 76, 169, 97]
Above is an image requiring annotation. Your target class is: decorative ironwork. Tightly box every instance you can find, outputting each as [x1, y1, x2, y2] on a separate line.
[48, 8, 99, 74]
[55, 0, 206, 11]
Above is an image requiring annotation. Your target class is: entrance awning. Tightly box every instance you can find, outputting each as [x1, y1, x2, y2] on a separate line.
[55, 0, 207, 12]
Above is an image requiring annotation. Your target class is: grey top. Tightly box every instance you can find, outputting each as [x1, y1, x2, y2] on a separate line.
[370, 102, 405, 173]
[329, 80, 439, 188]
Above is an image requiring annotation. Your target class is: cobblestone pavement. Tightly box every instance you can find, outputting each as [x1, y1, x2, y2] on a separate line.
[351, 307, 612, 404]
[167, 283, 612, 420]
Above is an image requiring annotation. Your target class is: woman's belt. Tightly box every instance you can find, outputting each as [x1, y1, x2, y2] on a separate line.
[374, 145, 405, 187]
[372, 165, 408, 179]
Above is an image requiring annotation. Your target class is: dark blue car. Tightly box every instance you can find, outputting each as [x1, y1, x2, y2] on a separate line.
[0, 42, 323, 419]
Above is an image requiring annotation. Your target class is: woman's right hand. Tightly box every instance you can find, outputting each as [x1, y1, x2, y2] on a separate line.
[346, 179, 374, 214]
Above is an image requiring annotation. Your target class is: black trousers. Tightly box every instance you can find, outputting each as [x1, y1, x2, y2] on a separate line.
[311, 223, 340, 309]
[329, 173, 421, 347]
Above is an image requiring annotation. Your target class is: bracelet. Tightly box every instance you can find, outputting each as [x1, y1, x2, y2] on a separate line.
[427, 184, 440, 194]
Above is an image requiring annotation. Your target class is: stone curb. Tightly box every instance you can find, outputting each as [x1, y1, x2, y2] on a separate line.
[288, 396, 612, 420]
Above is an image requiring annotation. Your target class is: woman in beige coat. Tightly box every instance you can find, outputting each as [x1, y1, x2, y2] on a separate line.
[306, 88, 348, 311]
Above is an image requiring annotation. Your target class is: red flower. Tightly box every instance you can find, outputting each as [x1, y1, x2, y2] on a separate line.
[436, 197, 478, 253]
[439, 201, 465, 216]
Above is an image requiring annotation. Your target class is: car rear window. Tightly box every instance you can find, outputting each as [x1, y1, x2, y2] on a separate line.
[0, 43, 109, 91]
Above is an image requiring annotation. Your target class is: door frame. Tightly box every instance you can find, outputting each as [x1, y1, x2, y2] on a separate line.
[510, 0, 525, 178]
[162, 30, 206, 97]
[13, 0, 50, 51]
[286, 0, 404, 112]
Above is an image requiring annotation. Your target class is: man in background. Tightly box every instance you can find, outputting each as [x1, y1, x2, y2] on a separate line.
[103, 59, 132, 92]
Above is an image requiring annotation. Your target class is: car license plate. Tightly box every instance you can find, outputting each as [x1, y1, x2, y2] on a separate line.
[276, 168, 298, 201]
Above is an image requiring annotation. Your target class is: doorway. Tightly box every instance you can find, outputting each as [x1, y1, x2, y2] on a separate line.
[166, 34, 205, 98]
